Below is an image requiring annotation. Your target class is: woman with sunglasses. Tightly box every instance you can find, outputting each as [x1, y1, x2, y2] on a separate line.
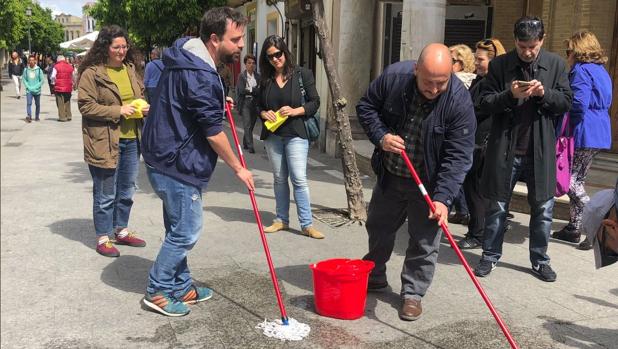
[457, 38, 506, 249]
[449, 44, 476, 89]
[78, 25, 149, 257]
[552, 31, 612, 249]
[257, 35, 324, 239]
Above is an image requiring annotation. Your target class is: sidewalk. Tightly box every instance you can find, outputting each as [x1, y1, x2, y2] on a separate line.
[1, 80, 617, 349]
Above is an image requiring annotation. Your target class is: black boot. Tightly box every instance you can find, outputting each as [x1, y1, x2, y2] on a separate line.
[552, 226, 581, 243]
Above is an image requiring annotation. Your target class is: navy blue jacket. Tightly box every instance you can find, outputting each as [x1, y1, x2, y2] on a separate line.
[356, 60, 476, 207]
[141, 37, 225, 188]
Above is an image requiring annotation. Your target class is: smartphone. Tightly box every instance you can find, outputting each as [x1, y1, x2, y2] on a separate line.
[515, 80, 533, 86]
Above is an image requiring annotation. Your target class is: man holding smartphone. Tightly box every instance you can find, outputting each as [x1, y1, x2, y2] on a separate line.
[474, 16, 572, 281]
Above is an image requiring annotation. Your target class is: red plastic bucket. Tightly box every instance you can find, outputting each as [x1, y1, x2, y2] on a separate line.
[310, 258, 375, 320]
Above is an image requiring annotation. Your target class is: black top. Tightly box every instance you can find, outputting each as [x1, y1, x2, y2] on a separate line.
[257, 66, 320, 140]
[514, 58, 537, 156]
[8, 61, 25, 77]
[265, 79, 307, 138]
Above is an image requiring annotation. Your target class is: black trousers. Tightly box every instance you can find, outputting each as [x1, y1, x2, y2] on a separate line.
[240, 97, 258, 149]
[463, 146, 489, 241]
[363, 172, 442, 300]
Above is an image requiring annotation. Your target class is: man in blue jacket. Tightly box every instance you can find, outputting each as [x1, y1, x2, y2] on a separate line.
[357, 44, 476, 321]
[141, 7, 253, 317]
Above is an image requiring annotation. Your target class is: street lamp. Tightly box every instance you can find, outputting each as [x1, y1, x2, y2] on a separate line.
[26, 6, 32, 54]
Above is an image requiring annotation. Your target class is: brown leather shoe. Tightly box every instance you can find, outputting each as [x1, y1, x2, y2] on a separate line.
[302, 226, 325, 239]
[399, 298, 422, 321]
[263, 221, 288, 233]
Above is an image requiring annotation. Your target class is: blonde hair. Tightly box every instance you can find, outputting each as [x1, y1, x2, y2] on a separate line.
[449, 44, 475, 73]
[475, 38, 506, 59]
[565, 30, 608, 64]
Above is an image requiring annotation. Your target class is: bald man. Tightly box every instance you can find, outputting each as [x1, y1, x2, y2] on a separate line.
[357, 43, 476, 321]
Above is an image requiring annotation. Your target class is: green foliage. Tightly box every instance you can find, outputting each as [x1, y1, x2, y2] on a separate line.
[0, 0, 63, 52]
[0, 0, 27, 49]
[87, 0, 226, 50]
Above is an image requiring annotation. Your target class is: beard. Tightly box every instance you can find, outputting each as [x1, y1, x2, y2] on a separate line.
[219, 50, 240, 64]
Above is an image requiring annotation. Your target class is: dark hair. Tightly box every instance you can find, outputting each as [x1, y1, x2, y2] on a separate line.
[78, 25, 135, 76]
[514, 16, 545, 41]
[259, 35, 294, 83]
[200, 7, 247, 42]
[28, 55, 37, 60]
[244, 54, 256, 64]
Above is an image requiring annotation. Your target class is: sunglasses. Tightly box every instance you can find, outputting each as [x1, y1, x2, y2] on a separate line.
[110, 45, 130, 52]
[267, 50, 284, 60]
[516, 19, 542, 30]
[481, 39, 497, 53]
[452, 58, 462, 65]
[565, 49, 573, 56]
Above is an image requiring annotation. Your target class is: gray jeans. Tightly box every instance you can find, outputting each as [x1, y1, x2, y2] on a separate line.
[363, 172, 442, 300]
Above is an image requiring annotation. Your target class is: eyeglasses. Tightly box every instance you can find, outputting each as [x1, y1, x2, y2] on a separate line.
[565, 49, 573, 56]
[267, 51, 284, 61]
[452, 58, 462, 65]
[110, 45, 129, 52]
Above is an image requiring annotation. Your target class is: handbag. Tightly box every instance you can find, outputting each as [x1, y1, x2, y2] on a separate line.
[298, 74, 320, 142]
[555, 113, 574, 196]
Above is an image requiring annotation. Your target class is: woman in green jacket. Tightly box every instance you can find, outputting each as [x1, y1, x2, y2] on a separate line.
[22, 55, 45, 122]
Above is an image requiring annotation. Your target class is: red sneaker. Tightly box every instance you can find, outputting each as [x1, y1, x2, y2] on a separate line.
[96, 240, 120, 257]
[115, 231, 146, 247]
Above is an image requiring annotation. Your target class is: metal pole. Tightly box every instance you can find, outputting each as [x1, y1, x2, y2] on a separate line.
[26, 7, 32, 53]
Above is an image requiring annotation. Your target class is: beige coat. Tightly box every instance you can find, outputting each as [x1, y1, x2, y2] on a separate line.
[78, 63, 144, 169]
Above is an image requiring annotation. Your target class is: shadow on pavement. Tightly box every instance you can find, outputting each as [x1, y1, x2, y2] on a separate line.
[207, 205, 276, 225]
[48, 218, 95, 250]
[101, 255, 152, 294]
[540, 316, 617, 349]
[573, 294, 618, 310]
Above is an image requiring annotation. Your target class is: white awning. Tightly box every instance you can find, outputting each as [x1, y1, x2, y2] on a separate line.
[59, 31, 99, 50]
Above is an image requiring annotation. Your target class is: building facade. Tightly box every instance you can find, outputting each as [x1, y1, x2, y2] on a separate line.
[82, 2, 96, 34]
[55, 13, 82, 41]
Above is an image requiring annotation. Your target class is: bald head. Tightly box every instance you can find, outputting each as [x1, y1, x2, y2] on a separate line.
[415, 43, 452, 100]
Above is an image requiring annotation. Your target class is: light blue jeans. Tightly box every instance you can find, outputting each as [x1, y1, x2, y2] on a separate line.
[264, 135, 313, 229]
[146, 165, 202, 298]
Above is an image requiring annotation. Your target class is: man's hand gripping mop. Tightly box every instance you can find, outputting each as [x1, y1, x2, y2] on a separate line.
[400, 150, 519, 349]
[224, 102, 310, 341]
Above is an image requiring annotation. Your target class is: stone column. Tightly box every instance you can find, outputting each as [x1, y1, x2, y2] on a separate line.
[400, 0, 447, 61]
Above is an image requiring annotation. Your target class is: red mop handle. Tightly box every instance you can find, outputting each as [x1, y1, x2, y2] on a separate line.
[225, 102, 289, 323]
[400, 151, 519, 349]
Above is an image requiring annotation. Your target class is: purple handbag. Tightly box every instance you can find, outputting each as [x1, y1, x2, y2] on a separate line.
[555, 113, 574, 196]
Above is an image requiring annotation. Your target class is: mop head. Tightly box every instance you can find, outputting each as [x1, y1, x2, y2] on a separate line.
[256, 318, 310, 341]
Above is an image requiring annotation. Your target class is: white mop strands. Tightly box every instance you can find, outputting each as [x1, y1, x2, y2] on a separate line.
[256, 318, 311, 341]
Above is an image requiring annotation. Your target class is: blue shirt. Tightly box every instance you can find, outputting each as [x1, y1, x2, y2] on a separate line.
[143, 59, 164, 89]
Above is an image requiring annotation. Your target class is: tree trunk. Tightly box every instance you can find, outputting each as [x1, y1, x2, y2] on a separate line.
[310, 0, 367, 222]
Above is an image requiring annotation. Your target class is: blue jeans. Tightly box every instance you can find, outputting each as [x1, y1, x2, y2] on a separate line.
[264, 135, 313, 228]
[26, 92, 41, 119]
[88, 139, 140, 237]
[481, 156, 554, 266]
[146, 166, 202, 298]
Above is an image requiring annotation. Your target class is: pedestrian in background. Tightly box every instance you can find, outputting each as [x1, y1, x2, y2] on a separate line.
[141, 7, 253, 317]
[8, 51, 25, 99]
[450, 44, 476, 88]
[77, 25, 148, 258]
[143, 48, 164, 102]
[22, 55, 45, 123]
[52, 55, 74, 122]
[45, 56, 55, 96]
[236, 54, 260, 153]
[357, 43, 476, 321]
[474, 17, 572, 282]
[458, 38, 506, 249]
[217, 61, 233, 96]
[257, 35, 324, 239]
[552, 30, 613, 248]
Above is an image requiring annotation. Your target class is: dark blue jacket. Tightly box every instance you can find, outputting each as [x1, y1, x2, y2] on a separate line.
[142, 37, 225, 188]
[356, 60, 476, 206]
[569, 62, 612, 149]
